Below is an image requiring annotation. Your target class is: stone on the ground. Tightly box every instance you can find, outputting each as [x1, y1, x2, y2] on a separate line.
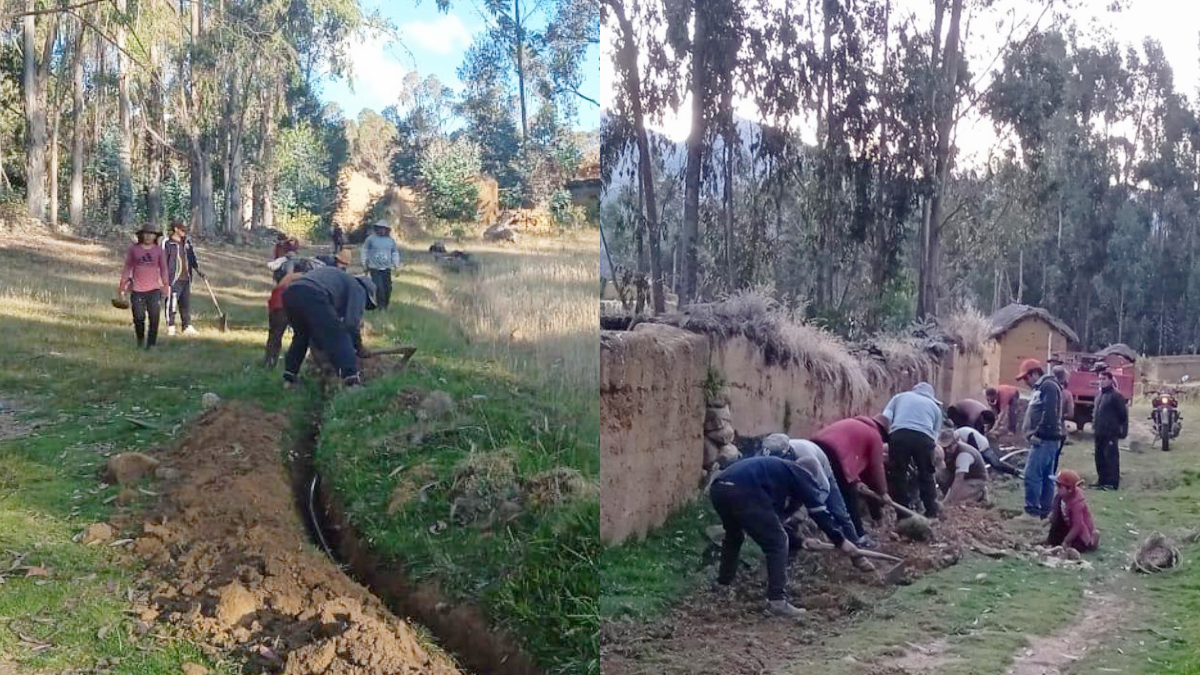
[419, 391, 455, 420]
[201, 392, 221, 409]
[214, 582, 258, 627]
[154, 465, 181, 481]
[704, 405, 733, 432]
[895, 515, 933, 542]
[182, 663, 209, 675]
[717, 444, 741, 467]
[483, 223, 517, 242]
[81, 522, 115, 546]
[104, 452, 160, 484]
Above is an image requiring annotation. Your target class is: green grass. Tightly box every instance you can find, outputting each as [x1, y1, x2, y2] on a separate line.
[0, 232, 294, 673]
[315, 252, 599, 675]
[603, 403, 1200, 673]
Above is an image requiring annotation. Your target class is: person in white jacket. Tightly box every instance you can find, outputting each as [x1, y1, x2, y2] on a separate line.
[361, 220, 401, 309]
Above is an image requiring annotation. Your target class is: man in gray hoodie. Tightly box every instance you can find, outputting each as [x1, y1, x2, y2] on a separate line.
[361, 220, 401, 309]
[881, 382, 944, 519]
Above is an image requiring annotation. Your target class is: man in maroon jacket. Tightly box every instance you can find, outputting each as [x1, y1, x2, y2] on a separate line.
[809, 414, 894, 544]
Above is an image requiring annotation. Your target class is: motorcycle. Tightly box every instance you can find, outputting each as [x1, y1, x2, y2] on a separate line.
[1151, 391, 1183, 452]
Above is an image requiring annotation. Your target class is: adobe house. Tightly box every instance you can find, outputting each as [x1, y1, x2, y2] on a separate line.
[985, 304, 1079, 388]
[566, 155, 602, 220]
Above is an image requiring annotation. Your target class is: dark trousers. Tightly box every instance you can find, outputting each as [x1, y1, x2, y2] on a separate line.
[1095, 435, 1120, 489]
[981, 447, 1022, 477]
[887, 429, 940, 518]
[166, 279, 191, 328]
[825, 450, 870, 539]
[130, 290, 162, 347]
[264, 308, 289, 368]
[282, 284, 358, 379]
[333, 240, 344, 253]
[710, 481, 789, 601]
[369, 268, 392, 309]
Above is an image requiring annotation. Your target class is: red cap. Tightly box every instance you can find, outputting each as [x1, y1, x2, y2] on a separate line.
[1016, 358, 1043, 381]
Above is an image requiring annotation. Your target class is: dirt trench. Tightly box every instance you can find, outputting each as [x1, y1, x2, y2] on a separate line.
[128, 403, 461, 674]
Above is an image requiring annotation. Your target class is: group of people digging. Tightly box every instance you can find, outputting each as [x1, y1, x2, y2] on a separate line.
[709, 360, 1110, 618]
[263, 220, 402, 388]
[116, 221, 205, 349]
[118, 219, 404, 389]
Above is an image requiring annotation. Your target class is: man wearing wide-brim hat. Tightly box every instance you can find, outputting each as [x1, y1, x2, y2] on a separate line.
[360, 220, 401, 309]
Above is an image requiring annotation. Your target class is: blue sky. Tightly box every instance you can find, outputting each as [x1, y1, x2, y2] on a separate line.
[318, 0, 600, 132]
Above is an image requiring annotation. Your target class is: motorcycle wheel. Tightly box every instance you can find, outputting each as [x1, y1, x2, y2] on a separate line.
[1162, 434, 1171, 452]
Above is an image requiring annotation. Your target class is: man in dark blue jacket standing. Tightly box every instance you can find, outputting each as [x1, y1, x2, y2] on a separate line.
[710, 455, 861, 617]
[1016, 359, 1063, 520]
[281, 266, 378, 387]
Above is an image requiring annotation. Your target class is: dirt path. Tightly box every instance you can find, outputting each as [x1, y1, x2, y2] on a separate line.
[1005, 591, 1119, 675]
[601, 504, 1028, 675]
[124, 403, 461, 674]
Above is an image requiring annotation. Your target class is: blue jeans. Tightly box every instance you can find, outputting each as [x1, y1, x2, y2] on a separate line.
[824, 479, 860, 543]
[1024, 439, 1058, 517]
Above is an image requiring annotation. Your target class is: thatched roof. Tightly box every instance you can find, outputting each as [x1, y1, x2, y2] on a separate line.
[1096, 343, 1138, 362]
[988, 304, 1079, 343]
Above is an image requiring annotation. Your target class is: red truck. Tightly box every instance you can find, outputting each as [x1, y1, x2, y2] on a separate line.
[1051, 347, 1136, 431]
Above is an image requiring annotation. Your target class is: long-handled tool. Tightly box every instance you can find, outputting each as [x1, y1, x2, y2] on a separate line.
[858, 484, 934, 541]
[199, 275, 229, 332]
[368, 346, 417, 368]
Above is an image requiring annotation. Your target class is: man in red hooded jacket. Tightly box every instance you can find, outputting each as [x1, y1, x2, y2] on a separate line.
[810, 414, 894, 544]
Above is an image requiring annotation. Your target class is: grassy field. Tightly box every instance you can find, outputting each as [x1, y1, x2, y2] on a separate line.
[0, 229, 285, 674]
[315, 231, 600, 674]
[602, 403, 1200, 674]
[0, 225, 600, 674]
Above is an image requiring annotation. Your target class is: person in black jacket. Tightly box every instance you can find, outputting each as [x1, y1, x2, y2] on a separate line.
[1092, 369, 1129, 490]
[163, 220, 204, 336]
[710, 455, 861, 618]
[281, 267, 378, 387]
[1016, 359, 1063, 521]
[332, 225, 345, 253]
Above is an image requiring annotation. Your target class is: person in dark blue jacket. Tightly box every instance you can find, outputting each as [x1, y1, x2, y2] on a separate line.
[163, 220, 204, 336]
[281, 266, 378, 387]
[1016, 359, 1064, 520]
[710, 455, 861, 617]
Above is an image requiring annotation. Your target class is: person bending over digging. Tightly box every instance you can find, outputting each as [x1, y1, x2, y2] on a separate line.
[882, 382, 944, 520]
[1045, 469, 1099, 552]
[118, 224, 170, 350]
[710, 455, 862, 618]
[954, 424, 1022, 478]
[761, 434, 870, 552]
[808, 415, 894, 545]
[264, 251, 352, 368]
[936, 429, 992, 506]
[946, 398, 996, 434]
[1016, 359, 1064, 522]
[280, 265, 378, 388]
[986, 385, 1022, 435]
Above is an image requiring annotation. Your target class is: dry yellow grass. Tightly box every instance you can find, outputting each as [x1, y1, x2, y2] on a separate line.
[435, 231, 599, 413]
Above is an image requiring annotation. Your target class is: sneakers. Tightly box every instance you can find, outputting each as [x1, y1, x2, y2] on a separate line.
[183, 325, 197, 335]
[342, 373, 363, 387]
[167, 325, 177, 336]
[1013, 512, 1043, 524]
[767, 600, 807, 618]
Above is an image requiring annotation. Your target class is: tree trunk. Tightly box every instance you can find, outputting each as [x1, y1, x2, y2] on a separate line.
[49, 94, 59, 227]
[115, 0, 134, 228]
[252, 85, 277, 231]
[146, 43, 164, 229]
[514, 0, 528, 143]
[679, 4, 709, 307]
[918, 0, 963, 319]
[610, 1, 664, 312]
[23, 0, 46, 222]
[70, 17, 85, 230]
[723, 123, 734, 290]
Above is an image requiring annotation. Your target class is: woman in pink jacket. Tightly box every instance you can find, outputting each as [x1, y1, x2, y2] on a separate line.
[118, 225, 170, 349]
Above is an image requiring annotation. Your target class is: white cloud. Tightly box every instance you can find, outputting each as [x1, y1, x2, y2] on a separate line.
[398, 14, 474, 56]
[343, 32, 409, 111]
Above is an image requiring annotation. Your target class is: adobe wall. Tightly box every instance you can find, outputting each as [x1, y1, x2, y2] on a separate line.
[1143, 355, 1200, 384]
[600, 329, 993, 546]
[992, 318, 1068, 391]
[600, 324, 710, 545]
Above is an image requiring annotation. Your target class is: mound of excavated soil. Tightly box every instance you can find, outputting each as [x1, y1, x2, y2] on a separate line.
[130, 404, 461, 675]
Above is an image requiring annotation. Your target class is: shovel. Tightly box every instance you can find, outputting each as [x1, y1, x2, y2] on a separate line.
[367, 346, 417, 368]
[857, 484, 934, 540]
[199, 275, 228, 332]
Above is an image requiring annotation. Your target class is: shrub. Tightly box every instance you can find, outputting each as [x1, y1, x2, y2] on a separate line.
[275, 208, 321, 242]
[418, 138, 482, 222]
